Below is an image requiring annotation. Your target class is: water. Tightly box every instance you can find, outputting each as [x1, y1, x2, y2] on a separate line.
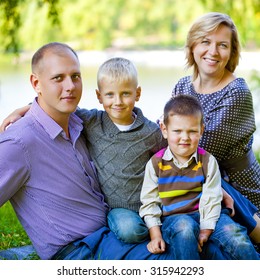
[0, 50, 259, 151]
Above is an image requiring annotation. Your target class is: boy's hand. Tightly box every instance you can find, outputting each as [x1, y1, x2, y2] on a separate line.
[147, 237, 166, 254]
[198, 229, 213, 252]
[0, 113, 21, 132]
[148, 225, 166, 254]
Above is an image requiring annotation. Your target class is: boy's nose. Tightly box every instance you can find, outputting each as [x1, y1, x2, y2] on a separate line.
[114, 95, 122, 104]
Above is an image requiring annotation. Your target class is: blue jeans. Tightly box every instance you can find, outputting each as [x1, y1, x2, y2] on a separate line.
[221, 178, 258, 233]
[0, 245, 37, 260]
[107, 208, 149, 243]
[57, 226, 175, 260]
[161, 210, 259, 260]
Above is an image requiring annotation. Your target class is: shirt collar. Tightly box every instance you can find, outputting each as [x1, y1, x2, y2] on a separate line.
[30, 98, 83, 140]
[162, 146, 198, 168]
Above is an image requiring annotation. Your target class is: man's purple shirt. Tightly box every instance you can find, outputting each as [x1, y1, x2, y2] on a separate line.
[0, 99, 108, 259]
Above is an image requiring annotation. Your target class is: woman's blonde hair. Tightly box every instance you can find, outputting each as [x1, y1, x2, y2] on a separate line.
[185, 12, 241, 79]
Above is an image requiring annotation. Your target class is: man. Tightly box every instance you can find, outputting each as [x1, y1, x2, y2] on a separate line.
[0, 42, 174, 260]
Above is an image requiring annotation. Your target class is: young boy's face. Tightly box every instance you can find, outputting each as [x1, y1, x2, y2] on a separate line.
[161, 113, 204, 164]
[96, 77, 141, 125]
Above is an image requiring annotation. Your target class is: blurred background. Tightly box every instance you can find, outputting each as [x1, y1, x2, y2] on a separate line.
[0, 0, 260, 152]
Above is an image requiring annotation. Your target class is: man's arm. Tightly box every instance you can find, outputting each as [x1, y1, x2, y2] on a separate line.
[0, 138, 30, 206]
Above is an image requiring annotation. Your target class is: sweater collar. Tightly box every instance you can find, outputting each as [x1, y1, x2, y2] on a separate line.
[103, 107, 145, 133]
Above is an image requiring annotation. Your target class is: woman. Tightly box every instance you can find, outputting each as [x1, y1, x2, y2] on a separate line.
[172, 12, 260, 247]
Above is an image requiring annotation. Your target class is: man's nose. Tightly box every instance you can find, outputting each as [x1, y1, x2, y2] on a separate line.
[64, 77, 75, 91]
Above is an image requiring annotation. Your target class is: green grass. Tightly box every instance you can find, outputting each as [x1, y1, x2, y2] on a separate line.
[0, 201, 31, 250]
[0, 201, 40, 259]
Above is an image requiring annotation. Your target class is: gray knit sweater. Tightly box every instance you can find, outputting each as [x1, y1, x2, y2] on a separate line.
[77, 107, 167, 212]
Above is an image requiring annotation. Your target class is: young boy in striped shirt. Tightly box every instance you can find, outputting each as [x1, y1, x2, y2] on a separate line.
[139, 95, 258, 260]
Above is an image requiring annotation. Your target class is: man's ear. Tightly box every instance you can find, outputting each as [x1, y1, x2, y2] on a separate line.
[160, 122, 168, 139]
[30, 74, 40, 94]
[95, 89, 103, 104]
[135, 86, 141, 101]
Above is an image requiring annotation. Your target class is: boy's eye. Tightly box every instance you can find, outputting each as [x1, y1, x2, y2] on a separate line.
[122, 92, 130, 96]
[105, 92, 114, 97]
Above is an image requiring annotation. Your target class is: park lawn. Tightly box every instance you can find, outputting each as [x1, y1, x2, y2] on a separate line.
[0, 201, 31, 250]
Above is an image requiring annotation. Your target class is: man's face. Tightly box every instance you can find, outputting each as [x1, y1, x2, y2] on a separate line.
[30, 49, 82, 121]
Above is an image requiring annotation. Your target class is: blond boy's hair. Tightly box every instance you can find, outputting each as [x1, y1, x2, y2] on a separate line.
[97, 57, 138, 88]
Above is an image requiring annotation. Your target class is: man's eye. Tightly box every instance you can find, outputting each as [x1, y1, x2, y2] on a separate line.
[72, 74, 81, 80]
[53, 76, 62, 81]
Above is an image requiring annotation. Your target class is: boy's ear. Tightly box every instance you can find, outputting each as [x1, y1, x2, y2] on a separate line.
[135, 86, 141, 101]
[200, 124, 205, 136]
[160, 122, 168, 139]
[96, 89, 103, 104]
[30, 74, 41, 94]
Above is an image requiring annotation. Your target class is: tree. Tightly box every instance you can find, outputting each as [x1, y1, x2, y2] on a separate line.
[0, 0, 60, 54]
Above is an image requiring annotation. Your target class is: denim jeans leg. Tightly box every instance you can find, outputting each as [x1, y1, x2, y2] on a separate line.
[161, 214, 200, 260]
[107, 208, 149, 243]
[209, 212, 259, 260]
[0, 245, 36, 260]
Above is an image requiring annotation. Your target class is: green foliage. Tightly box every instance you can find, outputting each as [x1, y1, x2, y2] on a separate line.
[0, 0, 60, 54]
[1, 0, 260, 53]
[0, 0, 22, 53]
[256, 152, 260, 163]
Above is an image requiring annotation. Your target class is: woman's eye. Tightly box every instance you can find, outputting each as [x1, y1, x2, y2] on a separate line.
[219, 43, 228, 48]
[201, 40, 209, 45]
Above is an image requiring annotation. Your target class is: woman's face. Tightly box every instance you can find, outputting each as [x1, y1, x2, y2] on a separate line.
[192, 24, 232, 77]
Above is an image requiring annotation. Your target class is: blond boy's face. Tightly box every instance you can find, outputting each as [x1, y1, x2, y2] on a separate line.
[96, 77, 141, 125]
[161, 114, 204, 164]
